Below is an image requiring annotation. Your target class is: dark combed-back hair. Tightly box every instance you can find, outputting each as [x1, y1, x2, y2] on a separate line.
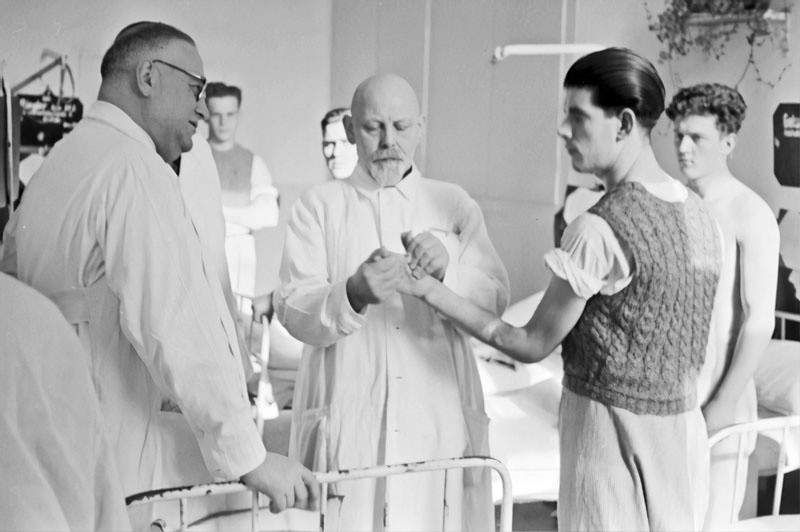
[100, 21, 195, 79]
[564, 47, 666, 132]
[205, 82, 243, 106]
[320, 107, 350, 133]
[666, 83, 747, 135]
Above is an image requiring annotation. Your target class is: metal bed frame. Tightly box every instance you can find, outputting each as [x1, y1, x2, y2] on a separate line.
[127, 456, 514, 532]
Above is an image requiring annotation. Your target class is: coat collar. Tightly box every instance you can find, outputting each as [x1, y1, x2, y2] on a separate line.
[349, 163, 421, 201]
[85, 101, 157, 153]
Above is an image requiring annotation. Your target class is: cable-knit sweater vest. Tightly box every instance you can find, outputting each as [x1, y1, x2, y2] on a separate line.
[561, 181, 721, 416]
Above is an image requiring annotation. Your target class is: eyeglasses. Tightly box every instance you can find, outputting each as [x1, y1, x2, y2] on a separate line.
[152, 59, 207, 102]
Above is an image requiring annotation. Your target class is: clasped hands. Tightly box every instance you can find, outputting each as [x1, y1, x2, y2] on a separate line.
[346, 231, 447, 312]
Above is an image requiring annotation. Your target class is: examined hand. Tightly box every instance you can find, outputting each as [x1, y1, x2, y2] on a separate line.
[702, 397, 739, 436]
[240, 452, 320, 513]
[401, 231, 449, 281]
[346, 248, 408, 312]
[396, 260, 439, 299]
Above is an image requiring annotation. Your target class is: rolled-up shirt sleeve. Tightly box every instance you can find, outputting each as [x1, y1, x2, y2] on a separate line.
[544, 212, 631, 299]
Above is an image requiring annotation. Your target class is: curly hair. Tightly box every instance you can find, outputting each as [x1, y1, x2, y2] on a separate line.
[666, 83, 747, 135]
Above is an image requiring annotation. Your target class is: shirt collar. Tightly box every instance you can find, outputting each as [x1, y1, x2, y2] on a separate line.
[350, 162, 420, 201]
[86, 101, 157, 153]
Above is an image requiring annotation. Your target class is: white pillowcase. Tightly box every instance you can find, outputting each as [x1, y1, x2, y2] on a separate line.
[754, 339, 800, 416]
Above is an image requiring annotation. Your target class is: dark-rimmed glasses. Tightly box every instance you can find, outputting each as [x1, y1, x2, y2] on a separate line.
[152, 59, 207, 102]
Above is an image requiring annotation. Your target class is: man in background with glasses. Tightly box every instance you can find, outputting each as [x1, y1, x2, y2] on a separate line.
[0, 21, 318, 526]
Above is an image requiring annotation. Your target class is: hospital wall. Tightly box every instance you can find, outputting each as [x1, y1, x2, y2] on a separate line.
[3, 1, 797, 304]
[330, 0, 567, 303]
[0, 0, 333, 296]
[330, 0, 800, 303]
[573, 0, 800, 218]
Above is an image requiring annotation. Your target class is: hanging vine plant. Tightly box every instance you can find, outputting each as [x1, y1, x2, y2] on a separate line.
[645, 0, 792, 86]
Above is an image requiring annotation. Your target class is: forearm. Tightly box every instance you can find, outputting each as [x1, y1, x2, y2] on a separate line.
[424, 281, 549, 363]
[223, 197, 279, 230]
[713, 316, 774, 402]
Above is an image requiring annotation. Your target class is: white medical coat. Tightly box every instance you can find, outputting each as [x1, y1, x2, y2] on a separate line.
[275, 164, 509, 531]
[179, 135, 256, 388]
[0, 272, 131, 531]
[1, 102, 265, 497]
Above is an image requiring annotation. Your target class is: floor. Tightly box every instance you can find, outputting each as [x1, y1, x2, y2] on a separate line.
[496, 501, 558, 532]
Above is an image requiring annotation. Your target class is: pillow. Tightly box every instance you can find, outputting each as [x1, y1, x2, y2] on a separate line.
[754, 339, 800, 416]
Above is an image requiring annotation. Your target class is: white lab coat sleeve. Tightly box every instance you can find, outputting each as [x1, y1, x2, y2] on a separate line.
[101, 158, 265, 481]
[274, 192, 366, 347]
[441, 194, 510, 316]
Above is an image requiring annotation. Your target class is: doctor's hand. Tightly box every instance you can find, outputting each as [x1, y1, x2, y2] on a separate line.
[401, 231, 449, 281]
[346, 247, 408, 313]
[251, 292, 274, 324]
[240, 452, 320, 514]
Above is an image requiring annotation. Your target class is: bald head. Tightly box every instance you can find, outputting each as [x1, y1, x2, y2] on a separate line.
[344, 73, 424, 186]
[351, 74, 420, 119]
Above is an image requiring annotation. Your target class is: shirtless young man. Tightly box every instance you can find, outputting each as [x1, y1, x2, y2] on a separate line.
[667, 82, 780, 527]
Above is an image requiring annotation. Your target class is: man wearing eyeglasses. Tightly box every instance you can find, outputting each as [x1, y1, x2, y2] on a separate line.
[0, 21, 318, 524]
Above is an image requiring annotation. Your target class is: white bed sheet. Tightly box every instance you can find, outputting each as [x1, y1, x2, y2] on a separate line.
[753, 338, 800, 475]
[474, 291, 564, 503]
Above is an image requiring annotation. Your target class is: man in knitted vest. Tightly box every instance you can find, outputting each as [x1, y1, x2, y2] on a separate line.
[668, 83, 780, 528]
[398, 47, 723, 530]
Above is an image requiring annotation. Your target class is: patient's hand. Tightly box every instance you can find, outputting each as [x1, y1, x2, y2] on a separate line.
[401, 231, 449, 281]
[702, 397, 738, 435]
[397, 262, 439, 299]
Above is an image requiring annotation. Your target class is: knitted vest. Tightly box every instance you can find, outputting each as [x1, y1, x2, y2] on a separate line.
[561, 181, 721, 416]
[211, 143, 254, 208]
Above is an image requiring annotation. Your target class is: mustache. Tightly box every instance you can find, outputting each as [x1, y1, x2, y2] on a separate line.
[370, 149, 403, 162]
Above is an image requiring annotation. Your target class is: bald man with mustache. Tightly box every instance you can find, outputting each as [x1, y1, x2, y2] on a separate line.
[274, 74, 509, 531]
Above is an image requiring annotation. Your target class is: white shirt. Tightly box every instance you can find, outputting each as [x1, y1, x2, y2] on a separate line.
[0, 272, 131, 531]
[275, 164, 509, 530]
[1, 101, 265, 495]
[545, 179, 693, 298]
[222, 151, 280, 237]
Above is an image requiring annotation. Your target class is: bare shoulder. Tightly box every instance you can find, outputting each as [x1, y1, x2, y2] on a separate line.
[729, 180, 779, 244]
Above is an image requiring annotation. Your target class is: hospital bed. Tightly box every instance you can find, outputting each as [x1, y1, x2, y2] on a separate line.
[752, 311, 800, 479]
[126, 456, 514, 531]
[238, 288, 799, 512]
[474, 291, 563, 503]
[709, 415, 800, 530]
[478, 297, 800, 506]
